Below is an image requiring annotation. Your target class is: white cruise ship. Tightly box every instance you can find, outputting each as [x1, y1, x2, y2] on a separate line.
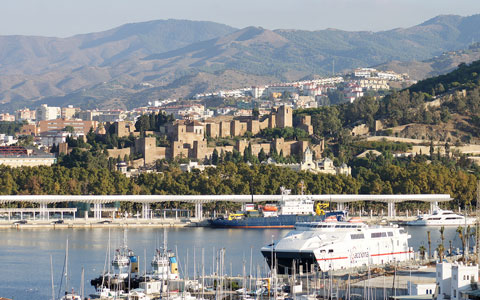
[261, 219, 413, 274]
[407, 208, 476, 226]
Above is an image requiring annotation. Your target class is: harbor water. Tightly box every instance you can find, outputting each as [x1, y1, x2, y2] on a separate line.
[0, 226, 470, 299]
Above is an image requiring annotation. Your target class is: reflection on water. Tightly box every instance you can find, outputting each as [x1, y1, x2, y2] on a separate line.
[0, 226, 470, 300]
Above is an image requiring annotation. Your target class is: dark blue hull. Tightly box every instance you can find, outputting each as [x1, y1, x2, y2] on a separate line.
[208, 212, 344, 228]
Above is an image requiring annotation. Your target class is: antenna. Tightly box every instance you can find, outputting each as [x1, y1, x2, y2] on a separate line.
[163, 227, 167, 251]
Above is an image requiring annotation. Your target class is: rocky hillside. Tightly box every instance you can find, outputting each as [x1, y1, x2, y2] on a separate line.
[376, 43, 480, 80]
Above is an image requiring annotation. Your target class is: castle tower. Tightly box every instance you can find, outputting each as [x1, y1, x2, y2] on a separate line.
[276, 105, 293, 128]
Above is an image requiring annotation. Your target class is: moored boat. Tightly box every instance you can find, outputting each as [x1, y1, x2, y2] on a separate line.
[261, 218, 414, 274]
[407, 207, 476, 226]
[208, 188, 346, 228]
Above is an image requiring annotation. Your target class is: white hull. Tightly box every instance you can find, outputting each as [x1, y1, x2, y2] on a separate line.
[407, 219, 476, 226]
[262, 221, 413, 273]
[406, 208, 476, 226]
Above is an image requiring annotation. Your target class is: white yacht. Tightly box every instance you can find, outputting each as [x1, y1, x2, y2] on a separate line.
[407, 208, 476, 226]
[261, 219, 413, 274]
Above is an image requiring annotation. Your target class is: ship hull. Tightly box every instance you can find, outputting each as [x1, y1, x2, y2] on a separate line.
[208, 212, 344, 229]
[261, 250, 316, 274]
[406, 220, 476, 226]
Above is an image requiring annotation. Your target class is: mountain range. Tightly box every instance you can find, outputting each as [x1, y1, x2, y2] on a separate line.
[1, 15, 480, 111]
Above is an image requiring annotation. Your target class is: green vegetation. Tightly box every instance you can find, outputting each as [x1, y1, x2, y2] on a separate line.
[0, 121, 24, 136]
[134, 112, 174, 135]
[256, 127, 308, 140]
[0, 153, 477, 212]
[409, 61, 480, 94]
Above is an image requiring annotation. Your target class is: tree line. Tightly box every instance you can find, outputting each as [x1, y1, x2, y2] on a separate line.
[0, 154, 477, 213]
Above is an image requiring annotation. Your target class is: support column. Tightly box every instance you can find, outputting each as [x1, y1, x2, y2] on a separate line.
[61, 211, 64, 220]
[39, 203, 48, 220]
[194, 202, 203, 220]
[93, 203, 103, 219]
[430, 201, 438, 214]
[142, 203, 150, 219]
[337, 202, 345, 211]
[387, 201, 396, 218]
[20, 211, 23, 220]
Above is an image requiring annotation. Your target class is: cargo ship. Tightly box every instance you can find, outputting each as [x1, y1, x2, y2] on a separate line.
[208, 189, 345, 229]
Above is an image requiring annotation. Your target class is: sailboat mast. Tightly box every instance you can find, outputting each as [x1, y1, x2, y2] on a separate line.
[65, 238, 69, 294]
[50, 255, 55, 300]
[201, 248, 205, 300]
[81, 267, 85, 300]
[249, 246, 253, 291]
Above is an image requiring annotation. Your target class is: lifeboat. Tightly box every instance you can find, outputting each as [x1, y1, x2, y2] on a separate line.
[324, 216, 337, 222]
[348, 217, 363, 223]
[263, 205, 278, 212]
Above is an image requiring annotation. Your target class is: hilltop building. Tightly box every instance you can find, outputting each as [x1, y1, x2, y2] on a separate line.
[0, 146, 56, 167]
[61, 106, 80, 120]
[36, 104, 61, 121]
[267, 147, 351, 176]
[16, 109, 36, 121]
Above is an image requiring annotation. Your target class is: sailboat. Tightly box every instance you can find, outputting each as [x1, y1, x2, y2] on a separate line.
[60, 238, 82, 300]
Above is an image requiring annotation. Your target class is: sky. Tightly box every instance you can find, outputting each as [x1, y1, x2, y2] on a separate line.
[1, 0, 480, 37]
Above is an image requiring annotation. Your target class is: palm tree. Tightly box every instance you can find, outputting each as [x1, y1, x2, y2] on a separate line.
[427, 231, 432, 259]
[457, 226, 466, 259]
[437, 244, 445, 261]
[440, 226, 445, 248]
[419, 245, 426, 261]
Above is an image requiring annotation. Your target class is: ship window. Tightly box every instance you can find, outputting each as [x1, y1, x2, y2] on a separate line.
[387, 232, 393, 236]
[328, 249, 334, 253]
[351, 234, 364, 240]
[428, 217, 441, 220]
[381, 232, 387, 237]
[371, 232, 382, 238]
[399, 229, 406, 234]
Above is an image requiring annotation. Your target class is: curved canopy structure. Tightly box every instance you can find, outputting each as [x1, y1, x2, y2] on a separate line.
[0, 194, 453, 220]
[0, 194, 452, 204]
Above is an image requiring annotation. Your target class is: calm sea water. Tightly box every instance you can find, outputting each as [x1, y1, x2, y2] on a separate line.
[0, 226, 468, 300]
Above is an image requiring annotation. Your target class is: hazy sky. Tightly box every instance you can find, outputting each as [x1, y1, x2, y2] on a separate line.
[1, 0, 480, 37]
